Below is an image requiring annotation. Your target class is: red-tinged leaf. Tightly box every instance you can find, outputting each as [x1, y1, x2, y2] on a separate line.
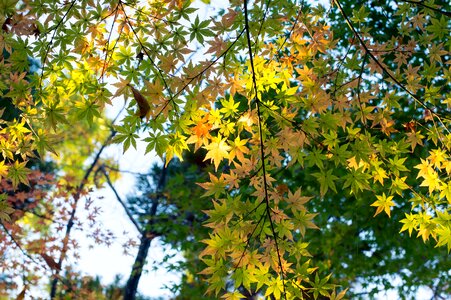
[128, 84, 151, 120]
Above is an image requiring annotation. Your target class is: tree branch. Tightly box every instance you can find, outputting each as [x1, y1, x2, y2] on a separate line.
[244, 1, 287, 299]
[100, 165, 143, 235]
[0, 222, 40, 265]
[40, 0, 77, 89]
[334, 0, 451, 122]
[397, 0, 451, 18]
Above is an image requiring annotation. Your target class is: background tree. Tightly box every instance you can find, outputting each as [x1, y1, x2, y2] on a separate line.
[98, 150, 214, 299]
[54, 271, 151, 300]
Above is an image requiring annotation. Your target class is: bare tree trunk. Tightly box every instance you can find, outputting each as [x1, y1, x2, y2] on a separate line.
[123, 163, 167, 299]
[123, 232, 154, 300]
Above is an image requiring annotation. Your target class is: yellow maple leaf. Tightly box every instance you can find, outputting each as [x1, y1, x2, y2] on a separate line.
[371, 193, 395, 217]
[429, 148, 447, 169]
[414, 158, 432, 178]
[204, 135, 231, 171]
[420, 169, 441, 194]
[347, 156, 368, 171]
[439, 182, 451, 204]
[221, 291, 245, 300]
[443, 160, 451, 175]
[0, 161, 8, 180]
[399, 213, 417, 237]
[229, 136, 249, 163]
[372, 166, 388, 185]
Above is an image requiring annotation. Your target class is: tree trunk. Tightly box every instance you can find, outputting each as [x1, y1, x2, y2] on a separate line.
[123, 163, 167, 299]
[123, 233, 154, 300]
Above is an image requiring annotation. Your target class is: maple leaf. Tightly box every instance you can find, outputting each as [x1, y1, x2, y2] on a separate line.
[111, 78, 130, 98]
[373, 166, 388, 186]
[206, 36, 227, 57]
[128, 84, 151, 120]
[371, 193, 395, 217]
[204, 135, 231, 171]
[265, 277, 284, 299]
[286, 188, 312, 213]
[228, 136, 249, 163]
[439, 182, 451, 204]
[420, 169, 441, 194]
[0, 160, 8, 180]
[187, 116, 212, 151]
[435, 225, 451, 253]
[329, 288, 348, 300]
[399, 213, 417, 237]
[416, 212, 434, 242]
[40, 253, 61, 271]
[221, 291, 245, 300]
[8, 161, 30, 189]
[197, 173, 227, 198]
[0, 197, 14, 222]
[414, 158, 432, 179]
[406, 130, 424, 152]
[220, 95, 239, 118]
[313, 169, 338, 196]
[429, 148, 447, 169]
[158, 53, 178, 73]
[293, 210, 319, 237]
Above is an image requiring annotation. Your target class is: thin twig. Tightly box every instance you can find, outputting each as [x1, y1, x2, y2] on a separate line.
[153, 28, 246, 121]
[397, 0, 451, 17]
[334, 0, 451, 123]
[0, 222, 40, 265]
[40, 0, 77, 90]
[100, 166, 143, 235]
[99, 4, 121, 81]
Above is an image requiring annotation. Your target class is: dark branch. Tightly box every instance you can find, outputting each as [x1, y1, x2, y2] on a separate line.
[335, 0, 451, 122]
[40, 0, 77, 89]
[397, 0, 451, 17]
[243, 1, 287, 299]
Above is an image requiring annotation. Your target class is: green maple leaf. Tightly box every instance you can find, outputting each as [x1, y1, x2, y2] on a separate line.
[427, 16, 448, 39]
[343, 168, 371, 194]
[189, 15, 213, 44]
[0, 194, 14, 222]
[313, 169, 338, 196]
[111, 125, 139, 153]
[143, 131, 169, 156]
[43, 100, 67, 131]
[8, 161, 30, 189]
[75, 99, 101, 125]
